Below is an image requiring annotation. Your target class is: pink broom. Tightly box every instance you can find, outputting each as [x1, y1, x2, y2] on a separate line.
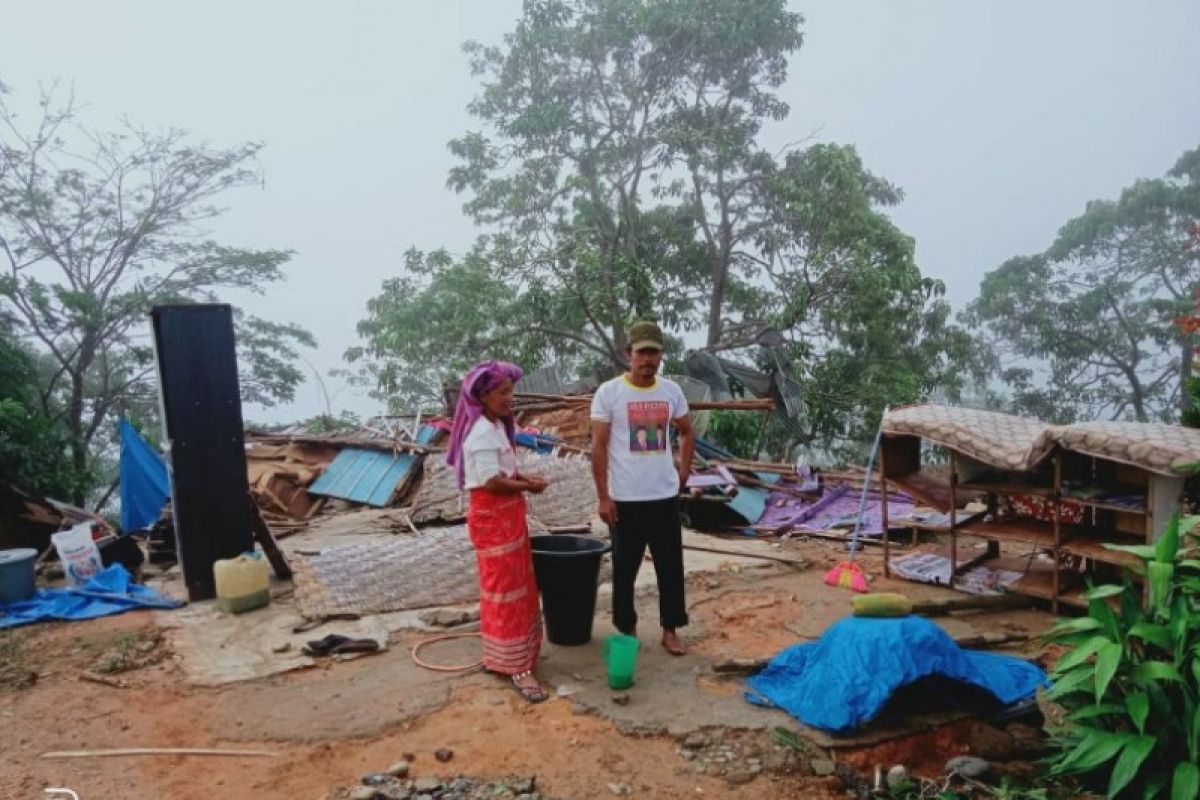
[823, 410, 887, 593]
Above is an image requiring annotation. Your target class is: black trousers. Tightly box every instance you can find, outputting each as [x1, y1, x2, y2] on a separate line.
[612, 497, 688, 633]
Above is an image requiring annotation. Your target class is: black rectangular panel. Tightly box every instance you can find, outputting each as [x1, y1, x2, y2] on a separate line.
[151, 304, 253, 601]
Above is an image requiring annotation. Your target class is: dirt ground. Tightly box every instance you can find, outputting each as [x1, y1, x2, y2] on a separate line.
[0, 537, 1056, 800]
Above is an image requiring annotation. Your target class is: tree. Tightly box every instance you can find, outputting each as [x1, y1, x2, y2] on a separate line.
[1179, 220, 1200, 428]
[0, 314, 83, 499]
[0, 86, 314, 505]
[444, 0, 803, 364]
[965, 146, 1200, 423]
[353, 0, 968, 456]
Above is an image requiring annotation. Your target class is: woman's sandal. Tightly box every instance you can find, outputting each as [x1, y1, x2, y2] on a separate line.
[510, 671, 548, 704]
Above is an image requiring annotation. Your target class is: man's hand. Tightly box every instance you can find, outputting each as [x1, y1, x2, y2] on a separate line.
[598, 497, 618, 526]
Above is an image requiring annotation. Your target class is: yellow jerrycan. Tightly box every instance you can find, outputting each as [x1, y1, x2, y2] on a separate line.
[213, 550, 270, 613]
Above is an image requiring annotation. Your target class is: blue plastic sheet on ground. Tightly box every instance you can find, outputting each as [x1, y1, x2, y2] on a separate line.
[0, 564, 182, 629]
[119, 418, 170, 532]
[745, 616, 1049, 734]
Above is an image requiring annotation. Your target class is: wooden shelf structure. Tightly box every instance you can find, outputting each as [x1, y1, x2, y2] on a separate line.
[880, 429, 1186, 613]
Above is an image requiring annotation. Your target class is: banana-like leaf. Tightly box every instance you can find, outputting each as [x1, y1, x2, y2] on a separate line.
[1133, 661, 1186, 685]
[1054, 635, 1111, 675]
[1069, 703, 1127, 721]
[1108, 735, 1157, 798]
[1106, 543, 1158, 560]
[1049, 665, 1096, 700]
[1150, 561, 1177, 615]
[1127, 690, 1150, 734]
[1049, 616, 1105, 639]
[1096, 641, 1124, 704]
[1192, 704, 1200, 763]
[1131, 622, 1175, 653]
[1084, 584, 1127, 600]
[1172, 761, 1199, 800]
[1158, 513, 1182, 564]
[1051, 729, 1131, 775]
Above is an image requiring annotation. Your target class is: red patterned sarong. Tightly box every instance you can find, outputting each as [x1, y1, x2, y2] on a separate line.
[467, 489, 542, 675]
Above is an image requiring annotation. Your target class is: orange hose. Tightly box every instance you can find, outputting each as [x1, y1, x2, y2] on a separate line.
[410, 632, 483, 672]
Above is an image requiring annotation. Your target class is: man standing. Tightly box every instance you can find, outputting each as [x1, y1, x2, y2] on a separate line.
[591, 320, 695, 655]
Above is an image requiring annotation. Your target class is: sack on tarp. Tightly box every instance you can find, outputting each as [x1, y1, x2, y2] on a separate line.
[52, 523, 104, 587]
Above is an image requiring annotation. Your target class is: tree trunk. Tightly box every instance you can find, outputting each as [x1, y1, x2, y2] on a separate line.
[706, 249, 726, 348]
[1184, 341, 1195, 418]
[68, 372, 87, 506]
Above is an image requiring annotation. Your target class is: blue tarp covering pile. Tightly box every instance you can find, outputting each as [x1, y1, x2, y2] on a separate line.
[745, 616, 1049, 733]
[0, 564, 182, 629]
[119, 418, 170, 532]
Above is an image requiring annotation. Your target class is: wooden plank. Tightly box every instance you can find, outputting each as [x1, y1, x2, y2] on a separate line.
[956, 518, 1065, 548]
[248, 496, 292, 580]
[1060, 531, 1145, 568]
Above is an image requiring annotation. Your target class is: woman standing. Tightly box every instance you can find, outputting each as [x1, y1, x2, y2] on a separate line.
[447, 361, 550, 703]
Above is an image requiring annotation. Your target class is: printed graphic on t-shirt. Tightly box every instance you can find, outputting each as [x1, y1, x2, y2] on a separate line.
[626, 401, 670, 455]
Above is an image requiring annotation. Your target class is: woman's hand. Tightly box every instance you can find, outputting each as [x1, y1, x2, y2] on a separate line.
[523, 476, 550, 494]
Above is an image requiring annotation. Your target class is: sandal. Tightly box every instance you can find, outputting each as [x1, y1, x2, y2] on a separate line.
[302, 634, 351, 656]
[510, 671, 548, 704]
[302, 634, 380, 656]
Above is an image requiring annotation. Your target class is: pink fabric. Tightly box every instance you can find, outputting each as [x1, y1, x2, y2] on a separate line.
[446, 361, 524, 490]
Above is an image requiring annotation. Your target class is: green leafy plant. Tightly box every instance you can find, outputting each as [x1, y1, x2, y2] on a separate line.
[1045, 512, 1200, 798]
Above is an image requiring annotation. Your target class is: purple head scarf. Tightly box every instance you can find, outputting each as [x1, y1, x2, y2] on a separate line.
[446, 360, 524, 490]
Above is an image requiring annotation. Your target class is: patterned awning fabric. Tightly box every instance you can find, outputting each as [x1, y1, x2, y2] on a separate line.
[883, 404, 1056, 472]
[883, 404, 1200, 476]
[1049, 421, 1200, 477]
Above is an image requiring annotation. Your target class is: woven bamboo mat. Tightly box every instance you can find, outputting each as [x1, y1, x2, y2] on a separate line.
[293, 525, 478, 619]
[409, 452, 595, 529]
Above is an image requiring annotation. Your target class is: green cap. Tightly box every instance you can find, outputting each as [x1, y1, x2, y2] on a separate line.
[627, 320, 664, 351]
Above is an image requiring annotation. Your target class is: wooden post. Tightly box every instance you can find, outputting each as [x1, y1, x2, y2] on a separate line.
[880, 440, 891, 578]
[949, 450, 959, 589]
[1052, 452, 1062, 614]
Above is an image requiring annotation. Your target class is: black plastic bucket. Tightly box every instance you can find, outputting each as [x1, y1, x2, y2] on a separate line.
[530, 535, 612, 646]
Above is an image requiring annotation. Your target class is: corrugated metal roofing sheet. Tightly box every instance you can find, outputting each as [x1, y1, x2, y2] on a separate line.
[308, 448, 419, 507]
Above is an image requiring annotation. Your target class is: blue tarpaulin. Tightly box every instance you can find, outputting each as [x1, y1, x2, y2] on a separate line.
[745, 616, 1049, 733]
[0, 564, 182, 629]
[119, 418, 170, 532]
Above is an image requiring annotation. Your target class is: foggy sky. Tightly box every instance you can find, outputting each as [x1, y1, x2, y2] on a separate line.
[2, 1, 1197, 422]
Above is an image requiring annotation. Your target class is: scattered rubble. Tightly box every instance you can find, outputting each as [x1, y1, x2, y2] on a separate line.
[339, 773, 551, 800]
[419, 609, 480, 628]
[674, 727, 811, 787]
[945, 755, 991, 779]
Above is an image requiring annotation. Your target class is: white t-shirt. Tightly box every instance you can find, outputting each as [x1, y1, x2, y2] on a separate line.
[463, 417, 518, 489]
[590, 376, 689, 502]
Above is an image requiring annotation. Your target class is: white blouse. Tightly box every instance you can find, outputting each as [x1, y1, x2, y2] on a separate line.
[463, 416, 518, 489]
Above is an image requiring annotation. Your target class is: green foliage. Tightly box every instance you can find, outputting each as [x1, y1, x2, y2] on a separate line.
[0, 85, 313, 504]
[0, 322, 87, 498]
[966, 146, 1200, 423]
[1044, 513, 1200, 798]
[704, 409, 763, 459]
[354, 0, 973, 455]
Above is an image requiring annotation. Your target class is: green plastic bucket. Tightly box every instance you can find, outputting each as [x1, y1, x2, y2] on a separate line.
[603, 633, 639, 690]
[0, 548, 38, 604]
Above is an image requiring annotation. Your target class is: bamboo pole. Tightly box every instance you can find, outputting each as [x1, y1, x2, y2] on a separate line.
[42, 748, 278, 759]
